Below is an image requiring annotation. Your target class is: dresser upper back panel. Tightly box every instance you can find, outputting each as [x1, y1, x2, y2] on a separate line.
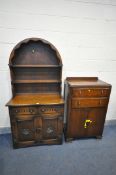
[9, 38, 62, 65]
[9, 38, 62, 95]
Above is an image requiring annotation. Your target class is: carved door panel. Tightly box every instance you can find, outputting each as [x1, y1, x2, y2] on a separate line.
[42, 116, 63, 140]
[12, 115, 36, 143]
[11, 115, 42, 143]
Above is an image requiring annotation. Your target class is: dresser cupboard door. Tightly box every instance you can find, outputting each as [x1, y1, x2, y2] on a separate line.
[11, 115, 43, 146]
[67, 107, 107, 139]
[11, 115, 36, 145]
[42, 116, 63, 140]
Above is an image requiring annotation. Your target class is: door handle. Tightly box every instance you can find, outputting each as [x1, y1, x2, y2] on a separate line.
[84, 119, 92, 128]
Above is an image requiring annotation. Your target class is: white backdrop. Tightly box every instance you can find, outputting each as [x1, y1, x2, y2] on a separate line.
[0, 0, 116, 128]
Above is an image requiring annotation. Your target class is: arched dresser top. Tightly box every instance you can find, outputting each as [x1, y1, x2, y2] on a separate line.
[9, 38, 62, 66]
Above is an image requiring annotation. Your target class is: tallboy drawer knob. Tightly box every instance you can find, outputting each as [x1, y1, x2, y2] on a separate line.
[101, 90, 104, 94]
[41, 109, 45, 112]
[88, 89, 91, 92]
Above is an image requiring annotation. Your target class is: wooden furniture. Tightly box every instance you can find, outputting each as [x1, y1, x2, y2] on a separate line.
[64, 77, 111, 142]
[6, 38, 64, 148]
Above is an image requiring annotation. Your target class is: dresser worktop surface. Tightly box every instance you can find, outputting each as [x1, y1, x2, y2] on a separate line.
[6, 94, 64, 106]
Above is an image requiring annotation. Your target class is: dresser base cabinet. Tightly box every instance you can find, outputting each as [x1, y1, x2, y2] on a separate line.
[9, 105, 64, 148]
[64, 77, 111, 142]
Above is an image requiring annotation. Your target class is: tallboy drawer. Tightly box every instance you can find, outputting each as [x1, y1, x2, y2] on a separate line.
[71, 98, 109, 108]
[72, 88, 110, 97]
[10, 107, 37, 115]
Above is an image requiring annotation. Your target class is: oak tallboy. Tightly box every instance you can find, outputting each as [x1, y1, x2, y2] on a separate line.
[6, 38, 64, 148]
[64, 77, 111, 141]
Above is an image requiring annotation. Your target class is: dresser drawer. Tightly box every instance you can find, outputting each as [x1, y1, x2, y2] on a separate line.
[39, 106, 64, 116]
[72, 88, 110, 97]
[10, 107, 38, 115]
[71, 98, 109, 108]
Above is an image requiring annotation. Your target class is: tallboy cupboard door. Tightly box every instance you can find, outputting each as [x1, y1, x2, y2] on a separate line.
[86, 108, 107, 137]
[66, 109, 87, 138]
[67, 108, 107, 139]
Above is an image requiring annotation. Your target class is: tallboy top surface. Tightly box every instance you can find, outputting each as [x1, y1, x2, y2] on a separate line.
[66, 77, 111, 87]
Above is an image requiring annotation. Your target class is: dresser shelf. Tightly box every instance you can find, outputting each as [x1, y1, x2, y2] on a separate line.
[11, 80, 61, 84]
[9, 64, 62, 68]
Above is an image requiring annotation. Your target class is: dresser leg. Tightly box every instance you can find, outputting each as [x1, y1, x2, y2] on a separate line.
[96, 136, 102, 139]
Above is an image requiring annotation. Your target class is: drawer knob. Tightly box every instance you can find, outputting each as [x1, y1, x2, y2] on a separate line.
[78, 101, 80, 105]
[88, 89, 91, 92]
[15, 110, 18, 113]
[30, 110, 33, 113]
[41, 109, 45, 112]
[101, 90, 104, 94]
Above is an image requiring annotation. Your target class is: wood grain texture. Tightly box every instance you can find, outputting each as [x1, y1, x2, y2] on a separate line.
[64, 77, 111, 141]
[66, 77, 111, 87]
[1, 0, 116, 129]
[6, 94, 64, 106]
[6, 38, 64, 148]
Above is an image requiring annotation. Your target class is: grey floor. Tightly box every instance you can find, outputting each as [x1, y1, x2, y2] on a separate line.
[0, 126, 116, 175]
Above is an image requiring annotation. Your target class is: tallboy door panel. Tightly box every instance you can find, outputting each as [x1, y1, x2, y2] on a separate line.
[86, 108, 107, 137]
[67, 109, 87, 138]
[67, 107, 107, 138]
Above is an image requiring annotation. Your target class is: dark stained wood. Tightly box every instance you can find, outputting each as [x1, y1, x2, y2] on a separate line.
[11, 67, 61, 81]
[11, 80, 61, 83]
[9, 64, 61, 68]
[64, 77, 111, 141]
[71, 98, 109, 108]
[6, 38, 64, 148]
[66, 77, 111, 87]
[72, 88, 110, 97]
[9, 38, 62, 65]
[6, 94, 64, 106]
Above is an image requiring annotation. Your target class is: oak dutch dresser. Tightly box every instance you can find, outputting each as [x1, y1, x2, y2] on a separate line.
[6, 38, 64, 148]
[64, 77, 111, 141]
